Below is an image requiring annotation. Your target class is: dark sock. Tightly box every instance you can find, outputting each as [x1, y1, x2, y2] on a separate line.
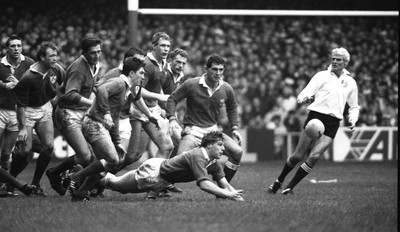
[32, 153, 51, 186]
[9, 153, 30, 178]
[77, 173, 102, 195]
[286, 162, 313, 189]
[223, 166, 237, 182]
[277, 157, 298, 183]
[0, 153, 11, 170]
[73, 160, 105, 183]
[51, 155, 76, 175]
[0, 168, 23, 189]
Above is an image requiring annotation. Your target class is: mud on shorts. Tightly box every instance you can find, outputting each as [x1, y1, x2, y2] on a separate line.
[81, 116, 110, 143]
[55, 106, 87, 132]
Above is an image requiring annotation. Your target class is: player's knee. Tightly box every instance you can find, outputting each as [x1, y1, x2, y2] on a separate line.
[125, 152, 142, 165]
[107, 155, 121, 167]
[19, 148, 32, 157]
[288, 155, 302, 165]
[42, 146, 54, 157]
[75, 154, 92, 166]
[159, 141, 174, 155]
[229, 148, 243, 164]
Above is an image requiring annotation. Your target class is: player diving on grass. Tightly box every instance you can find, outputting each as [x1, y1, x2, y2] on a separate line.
[100, 131, 244, 201]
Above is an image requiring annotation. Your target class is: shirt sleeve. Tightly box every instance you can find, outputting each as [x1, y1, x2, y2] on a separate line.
[187, 155, 212, 185]
[224, 83, 240, 129]
[297, 72, 321, 102]
[208, 162, 225, 182]
[346, 78, 361, 125]
[63, 71, 85, 104]
[166, 80, 190, 118]
[14, 73, 32, 107]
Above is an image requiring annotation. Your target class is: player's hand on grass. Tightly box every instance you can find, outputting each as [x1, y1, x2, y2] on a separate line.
[227, 189, 244, 201]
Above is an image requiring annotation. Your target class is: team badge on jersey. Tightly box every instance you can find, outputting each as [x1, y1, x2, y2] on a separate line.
[219, 99, 225, 108]
[49, 75, 57, 84]
[341, 80, 348, 88]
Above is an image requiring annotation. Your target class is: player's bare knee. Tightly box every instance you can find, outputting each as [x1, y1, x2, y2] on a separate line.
[230, 148, 243, 164]
[107, 156, 121, 167]
[289, 155, 302, 165]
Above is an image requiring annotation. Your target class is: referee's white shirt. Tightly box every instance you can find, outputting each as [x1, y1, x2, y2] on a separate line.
[298, 67, 360, 125]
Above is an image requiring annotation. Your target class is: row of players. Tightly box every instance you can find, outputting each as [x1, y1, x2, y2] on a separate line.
[0, 32, 244, 201]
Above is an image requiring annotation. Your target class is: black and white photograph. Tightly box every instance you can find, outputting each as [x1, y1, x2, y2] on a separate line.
[0, 0, 397, 231]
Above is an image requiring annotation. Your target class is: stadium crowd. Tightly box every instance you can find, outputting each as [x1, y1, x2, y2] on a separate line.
[1, 0, 398, 133]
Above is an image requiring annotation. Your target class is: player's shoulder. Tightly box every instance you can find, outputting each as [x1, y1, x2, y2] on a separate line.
[314, 69, 330, 77]
[53, 63, 66, 72]
[103, 67, 120, 79]
[221, 80, 234, 91]
[23, 55, 35, 65]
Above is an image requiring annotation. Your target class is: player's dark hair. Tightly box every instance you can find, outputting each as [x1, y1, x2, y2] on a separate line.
[151, 32, 170, 46]
[201, 131, 224, 147]
[36, 41, 58, 61]
[5, 34, 22, 47]
[124, 46, 146, 60]
[169, 48, 189, 60]
[121, 56, 145, 76]
[205, 54, 225, 68]
[80, 33, 101, 53]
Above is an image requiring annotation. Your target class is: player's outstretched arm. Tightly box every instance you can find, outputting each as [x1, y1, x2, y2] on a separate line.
[199, 179, 243, 200]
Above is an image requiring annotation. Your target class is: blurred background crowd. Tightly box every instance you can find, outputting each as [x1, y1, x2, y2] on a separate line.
[1, 0, 398, 134]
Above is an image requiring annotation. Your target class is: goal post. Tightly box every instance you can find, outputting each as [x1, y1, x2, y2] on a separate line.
[127, 0, 398, 46]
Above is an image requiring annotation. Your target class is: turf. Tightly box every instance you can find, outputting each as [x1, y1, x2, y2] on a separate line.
[0, 160, 397, 232]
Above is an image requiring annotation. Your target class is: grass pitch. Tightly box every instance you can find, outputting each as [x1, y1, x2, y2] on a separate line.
[0, 160, 397, 232]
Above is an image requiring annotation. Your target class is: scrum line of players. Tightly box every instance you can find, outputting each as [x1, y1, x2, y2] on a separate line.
[0, 31, 244, 201]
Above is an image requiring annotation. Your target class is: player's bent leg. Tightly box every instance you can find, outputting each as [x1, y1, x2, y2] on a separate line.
[222, 133, 242, 182]
[126, 120, 149, 163]
[31, 120, 55, 195]
[176, 135, 198, 155]
[103, 171, 143, 194]
[268, 130, 314, 194]
[0, 130, 18, 171]
[64, 129, 93, 166]
[144, 122, 174, 159]
[283, 135, 333, 194]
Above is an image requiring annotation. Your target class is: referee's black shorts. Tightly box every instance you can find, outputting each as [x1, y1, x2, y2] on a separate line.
[303, 111, 341, 139]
